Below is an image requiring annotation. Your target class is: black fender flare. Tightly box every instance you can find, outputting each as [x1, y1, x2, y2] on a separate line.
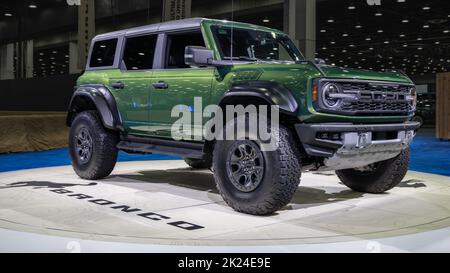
[219, 81, 299, 114]
[66, 84, 123, 131]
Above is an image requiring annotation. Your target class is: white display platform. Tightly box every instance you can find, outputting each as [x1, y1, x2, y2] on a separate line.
[1, 160, 449, 253]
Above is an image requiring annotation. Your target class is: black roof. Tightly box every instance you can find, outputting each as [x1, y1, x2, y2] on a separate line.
[94, 18, 204, 41]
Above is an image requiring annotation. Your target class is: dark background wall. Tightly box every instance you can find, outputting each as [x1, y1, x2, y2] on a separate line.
[0, 74, 78, 111]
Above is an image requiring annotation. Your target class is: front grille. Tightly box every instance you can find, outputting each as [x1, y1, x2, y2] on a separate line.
[338, 82, 414, 115]
[341, 101, 412, 113]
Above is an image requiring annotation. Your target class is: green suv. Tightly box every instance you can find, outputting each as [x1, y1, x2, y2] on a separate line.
[67, 18, 420, 215]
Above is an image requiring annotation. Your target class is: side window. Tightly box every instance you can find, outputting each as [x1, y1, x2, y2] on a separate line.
[165, 31, 205, 69]
[89, 38, 118, 68]
[123, 34, 157, 70]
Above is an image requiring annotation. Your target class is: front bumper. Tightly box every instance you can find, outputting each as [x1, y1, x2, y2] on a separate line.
[295, 122, 420, 171]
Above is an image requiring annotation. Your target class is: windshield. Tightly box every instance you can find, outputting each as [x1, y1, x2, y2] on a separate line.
[211, 25, 304, 62]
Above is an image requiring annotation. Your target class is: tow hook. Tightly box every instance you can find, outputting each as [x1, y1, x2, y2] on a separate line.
[356, 132, 371, 149]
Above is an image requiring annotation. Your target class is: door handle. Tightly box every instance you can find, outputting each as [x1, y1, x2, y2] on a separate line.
[152, 81, 169, 90]
[111, 82, 125, 89]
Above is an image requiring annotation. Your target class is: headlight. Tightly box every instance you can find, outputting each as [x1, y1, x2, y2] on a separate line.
[322, 83, 342, 109]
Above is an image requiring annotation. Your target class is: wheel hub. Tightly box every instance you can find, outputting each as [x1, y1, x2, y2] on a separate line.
[75, 127, 93, 164]
[226, 141, 265, 193]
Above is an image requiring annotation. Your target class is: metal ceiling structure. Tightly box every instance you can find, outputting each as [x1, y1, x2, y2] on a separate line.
[0, 0, 449, 81]
[316, 0, 450, 79]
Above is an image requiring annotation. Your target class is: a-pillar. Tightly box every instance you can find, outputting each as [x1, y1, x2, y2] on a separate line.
[284, 0, 316, 61]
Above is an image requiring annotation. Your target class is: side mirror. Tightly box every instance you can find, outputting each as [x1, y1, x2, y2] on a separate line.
[185, 46, 214, 67]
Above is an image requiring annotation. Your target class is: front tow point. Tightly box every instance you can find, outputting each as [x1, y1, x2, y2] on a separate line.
[357, 132, 372, 149]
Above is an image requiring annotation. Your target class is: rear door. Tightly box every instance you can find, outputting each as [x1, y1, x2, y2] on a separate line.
[148, 30, 215, 139]
[109, 33, 158, 136]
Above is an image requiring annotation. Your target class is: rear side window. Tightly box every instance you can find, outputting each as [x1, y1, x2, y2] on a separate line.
[123, 34, 157, 70]
[89, 38, 118, 68]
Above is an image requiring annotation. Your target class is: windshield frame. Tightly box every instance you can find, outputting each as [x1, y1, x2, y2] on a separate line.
[210, 25, 305, 63]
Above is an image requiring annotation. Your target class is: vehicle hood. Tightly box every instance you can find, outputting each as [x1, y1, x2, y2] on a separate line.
[316, 64, 412, 83]
[232, 62, 413, 84]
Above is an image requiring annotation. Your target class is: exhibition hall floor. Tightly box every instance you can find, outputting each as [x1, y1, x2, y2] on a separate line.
[1, 160, 450, 253]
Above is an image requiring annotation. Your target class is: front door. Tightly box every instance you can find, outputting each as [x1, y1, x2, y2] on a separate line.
[149, 30, 214, 140]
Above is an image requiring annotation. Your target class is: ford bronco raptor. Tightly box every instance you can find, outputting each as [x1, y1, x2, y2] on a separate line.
[67, 18, 420, 215]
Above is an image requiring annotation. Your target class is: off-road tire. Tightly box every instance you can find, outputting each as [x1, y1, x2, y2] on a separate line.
[184, 158, 212, 169]
[69, 111, 119, 180]
[336, 148, 410, 194]
[213, 124, 301, 215]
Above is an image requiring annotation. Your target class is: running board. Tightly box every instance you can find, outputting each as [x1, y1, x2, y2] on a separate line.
[117, 137, 205, 159]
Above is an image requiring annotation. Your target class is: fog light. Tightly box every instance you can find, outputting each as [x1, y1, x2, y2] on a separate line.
[317, 132, 341, 141]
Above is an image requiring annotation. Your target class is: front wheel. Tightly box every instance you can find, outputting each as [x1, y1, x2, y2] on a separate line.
[213, 124, 301, 215]
[336, 148, 410, 194]
[69, 111, 119, 180]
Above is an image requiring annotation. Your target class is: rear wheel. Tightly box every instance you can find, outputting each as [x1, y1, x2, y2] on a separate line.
[69, 111, 118, 180]
[336, 148, 410, 194]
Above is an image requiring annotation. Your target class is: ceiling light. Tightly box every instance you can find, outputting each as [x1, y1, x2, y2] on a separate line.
[320, 29, 326, 33]
[443, 30, 450, 33]
[4, 13, 12, 17]
[366, 37, 372, 41]
[423, 25, 430, 28]
[342, 33, 349, 37]
[355, 24, 362, 29]
[417, 37, 423, 40]
[377, 29, 384, 33]
[327, 18, 334, 23]
[384, 41, 390, 44]
[262, 18, 270, 23]
[422, 6, 431, 10]
[402, 19, 409, 23]
[28, 4, 37, 8]
[375, 12, 383, 16]
[348, 5, 356, 10]
[399, 34, 406, 37]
